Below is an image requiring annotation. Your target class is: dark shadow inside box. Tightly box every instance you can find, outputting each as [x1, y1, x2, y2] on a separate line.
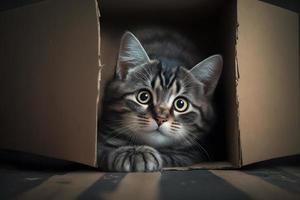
[98, 0, 239, 166]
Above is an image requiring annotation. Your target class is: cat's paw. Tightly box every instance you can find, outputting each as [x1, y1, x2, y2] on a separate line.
[108, 146, 162, 172]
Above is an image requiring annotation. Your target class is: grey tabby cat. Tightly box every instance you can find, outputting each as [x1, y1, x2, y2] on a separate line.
[98, 29, 223, 172]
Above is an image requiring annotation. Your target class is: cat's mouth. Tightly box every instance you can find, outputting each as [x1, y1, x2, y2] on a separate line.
[151, 128, 168, 136]
[142, 128, 165, 135]
[140, 124, 170, 136]
[143, 129, 162, 134]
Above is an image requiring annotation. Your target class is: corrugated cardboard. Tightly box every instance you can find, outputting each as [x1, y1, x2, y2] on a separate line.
[0, 0, 100, 166]
[237, 0, 300, 165]
[0, 0, 299, 169]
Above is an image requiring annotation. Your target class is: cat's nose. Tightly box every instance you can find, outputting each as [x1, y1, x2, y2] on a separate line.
[155, 116, 168, 126]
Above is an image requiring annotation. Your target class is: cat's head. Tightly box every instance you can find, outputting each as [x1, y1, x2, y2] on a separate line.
[103, 31, 223, 148]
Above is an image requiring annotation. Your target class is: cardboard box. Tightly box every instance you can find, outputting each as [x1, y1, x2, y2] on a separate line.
[0, 0, 299, 169]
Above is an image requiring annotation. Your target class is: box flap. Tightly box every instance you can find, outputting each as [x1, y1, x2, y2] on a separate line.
[0, 0, 100, 166]
[237, 0, 300, 165]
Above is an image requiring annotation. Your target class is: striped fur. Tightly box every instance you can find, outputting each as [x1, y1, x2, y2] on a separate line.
[98, 29, 222, 172]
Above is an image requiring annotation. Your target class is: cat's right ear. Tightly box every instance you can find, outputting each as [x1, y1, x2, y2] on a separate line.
[116, 31, 150, 80]
[190, 55, 223, 97]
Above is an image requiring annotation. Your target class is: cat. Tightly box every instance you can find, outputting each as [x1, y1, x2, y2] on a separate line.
[97, 29, 223, 172]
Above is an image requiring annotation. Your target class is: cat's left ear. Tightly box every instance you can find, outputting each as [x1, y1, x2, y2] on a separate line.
[190, 55, 223, 96]
[116, 31, 150, 80]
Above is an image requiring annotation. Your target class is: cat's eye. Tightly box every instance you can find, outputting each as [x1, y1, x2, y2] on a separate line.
[136, 90, 152, 104]
[174, 98, 189, 112]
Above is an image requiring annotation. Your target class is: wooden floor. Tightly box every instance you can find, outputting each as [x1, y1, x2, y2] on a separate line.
[0, 153, 300, 200]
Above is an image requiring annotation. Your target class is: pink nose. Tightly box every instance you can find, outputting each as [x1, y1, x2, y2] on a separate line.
[155, 116, 168, 126]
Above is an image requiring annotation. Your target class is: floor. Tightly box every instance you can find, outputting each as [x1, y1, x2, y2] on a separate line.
[0, 153, 300, 200]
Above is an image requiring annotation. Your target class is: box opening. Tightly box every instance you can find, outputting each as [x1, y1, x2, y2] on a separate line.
[1, 0, 299, 170]
[97, 0, 240, 169]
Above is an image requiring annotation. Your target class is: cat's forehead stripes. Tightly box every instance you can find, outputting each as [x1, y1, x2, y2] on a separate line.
[153, 66, 178, 89]
[151, 66, 181, 108]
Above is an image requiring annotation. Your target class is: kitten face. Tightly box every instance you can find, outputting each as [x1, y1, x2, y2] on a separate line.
[101, 31, 222, 148]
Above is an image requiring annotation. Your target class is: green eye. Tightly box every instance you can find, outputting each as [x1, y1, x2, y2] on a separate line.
[136, 90, 152, 104]
[174, 98, 189, 112]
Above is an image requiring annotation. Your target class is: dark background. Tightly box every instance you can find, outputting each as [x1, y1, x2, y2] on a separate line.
[0, 0, 299, 13]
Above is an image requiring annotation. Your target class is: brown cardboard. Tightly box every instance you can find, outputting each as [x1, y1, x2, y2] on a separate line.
[0, 0, 299, 169]
[0, 0, 100, 166]
[237, 0, 300, 165]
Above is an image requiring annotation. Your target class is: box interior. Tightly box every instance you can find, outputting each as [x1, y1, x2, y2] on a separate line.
[97, 0, 240, 168]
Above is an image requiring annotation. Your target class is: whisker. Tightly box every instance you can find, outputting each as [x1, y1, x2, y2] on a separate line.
[138, 122, 149, 126]
[171, 125, 180, 128]
[185, 133, 211, 161]
[137, 114, 148, 119]
[137, 119, 150, 123]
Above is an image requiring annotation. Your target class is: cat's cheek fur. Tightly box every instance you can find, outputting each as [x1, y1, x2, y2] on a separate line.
[122, 113, 158, 133]
[139, 120, 158, 132]
[108, 146, 163, 172]
[158, 122, 186, 140]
